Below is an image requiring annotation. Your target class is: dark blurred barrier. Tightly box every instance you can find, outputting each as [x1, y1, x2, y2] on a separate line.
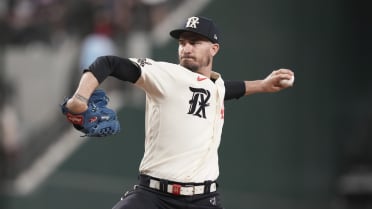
[153, 0, 372, 208]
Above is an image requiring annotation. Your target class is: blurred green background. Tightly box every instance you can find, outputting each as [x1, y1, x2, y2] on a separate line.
[1, 0, 371, 209]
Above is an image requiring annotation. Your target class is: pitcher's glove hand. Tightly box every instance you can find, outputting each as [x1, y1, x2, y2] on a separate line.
[61, 89, 120, 137]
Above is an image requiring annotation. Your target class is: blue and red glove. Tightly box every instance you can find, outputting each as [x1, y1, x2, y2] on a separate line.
[61, 89, 120, 137]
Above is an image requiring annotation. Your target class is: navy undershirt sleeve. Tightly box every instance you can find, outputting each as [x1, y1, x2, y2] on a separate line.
[85, 56, 141, 84]
[224, 80, 245, 101]
[85, 56, 244, 100]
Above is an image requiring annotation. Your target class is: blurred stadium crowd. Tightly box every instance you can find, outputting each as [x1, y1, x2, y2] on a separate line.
[0, 0, 184, 187]
[0, 0, 175, 46]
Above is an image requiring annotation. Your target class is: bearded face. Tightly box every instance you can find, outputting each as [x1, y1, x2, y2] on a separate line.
[177, 32, 218, 73]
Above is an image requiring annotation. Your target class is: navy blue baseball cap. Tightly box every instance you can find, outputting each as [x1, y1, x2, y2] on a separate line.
[170, 16, 220, 44]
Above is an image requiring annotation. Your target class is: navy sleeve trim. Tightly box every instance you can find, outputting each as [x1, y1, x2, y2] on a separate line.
[224, 80, 245, 101]
[84, 56, 141, 84]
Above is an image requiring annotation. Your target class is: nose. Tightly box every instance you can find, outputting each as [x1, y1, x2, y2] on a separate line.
[182, 42, 193, 53]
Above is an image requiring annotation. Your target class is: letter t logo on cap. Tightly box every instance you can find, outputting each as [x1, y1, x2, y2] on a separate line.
[186, 17, 200, 29]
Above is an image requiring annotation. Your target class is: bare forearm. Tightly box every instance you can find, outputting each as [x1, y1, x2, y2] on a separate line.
[66, 72, 99, 113]
[244, 80, 265, 96]
[65, 56, 141, 113]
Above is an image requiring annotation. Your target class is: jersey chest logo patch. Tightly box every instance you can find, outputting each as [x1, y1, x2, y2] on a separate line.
[187, 87, 210, 119]
[137, 58, 152, 67]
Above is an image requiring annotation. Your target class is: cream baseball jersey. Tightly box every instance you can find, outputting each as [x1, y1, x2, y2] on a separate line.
[129, 58, 225, 183]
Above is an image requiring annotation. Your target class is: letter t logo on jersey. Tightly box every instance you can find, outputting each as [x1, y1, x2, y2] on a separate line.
[186, 17, 199, 29]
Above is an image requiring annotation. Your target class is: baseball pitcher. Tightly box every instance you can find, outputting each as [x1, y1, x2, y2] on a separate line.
[61, 16, 294, 209]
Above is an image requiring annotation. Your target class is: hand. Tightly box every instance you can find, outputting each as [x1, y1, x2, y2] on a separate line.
[262, 69, 294, 92]
[65, 95, 89, 114]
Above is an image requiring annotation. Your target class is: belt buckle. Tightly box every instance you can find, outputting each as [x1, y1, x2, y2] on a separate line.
[172, 184, 182, 195]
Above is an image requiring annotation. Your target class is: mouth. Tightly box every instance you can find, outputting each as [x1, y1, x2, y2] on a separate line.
[181, 55, 195, 59]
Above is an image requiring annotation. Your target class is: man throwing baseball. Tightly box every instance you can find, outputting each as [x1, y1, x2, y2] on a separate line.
[61, 16, 294, 209]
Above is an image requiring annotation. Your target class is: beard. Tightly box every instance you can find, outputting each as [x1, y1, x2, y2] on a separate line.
[179, 56, 211, 72]
[180, 60, 199, 72]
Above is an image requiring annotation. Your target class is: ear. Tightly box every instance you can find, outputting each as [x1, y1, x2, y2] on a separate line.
[210, 43, 220, 57]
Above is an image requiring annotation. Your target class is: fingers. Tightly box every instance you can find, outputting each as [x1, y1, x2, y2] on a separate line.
[273, 68, 294, 76]
[271, 68, 294, 80]
[261, 68, 295, 92]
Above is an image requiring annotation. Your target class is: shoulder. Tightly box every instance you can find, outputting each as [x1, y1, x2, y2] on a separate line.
[129, 58, 193, 80]
[129, 58, 179, 69]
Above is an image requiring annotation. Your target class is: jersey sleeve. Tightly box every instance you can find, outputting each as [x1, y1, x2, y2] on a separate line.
[224, 80, 245, 100]
[86, 56, 141, 83]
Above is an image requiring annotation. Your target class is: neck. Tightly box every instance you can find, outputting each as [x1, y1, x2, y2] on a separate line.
[196, 68, 211, 78]
[196, 62, 213, 78]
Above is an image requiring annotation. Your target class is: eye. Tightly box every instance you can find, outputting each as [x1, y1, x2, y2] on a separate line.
[190, 40, 202, 45]
[178, 40, 186, 46]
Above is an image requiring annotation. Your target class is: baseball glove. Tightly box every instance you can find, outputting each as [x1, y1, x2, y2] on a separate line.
[60, 89, 120, 137]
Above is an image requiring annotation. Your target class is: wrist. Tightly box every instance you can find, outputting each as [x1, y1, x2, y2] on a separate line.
[66, 97, 88, 114]
[261, 79, 272, 92]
